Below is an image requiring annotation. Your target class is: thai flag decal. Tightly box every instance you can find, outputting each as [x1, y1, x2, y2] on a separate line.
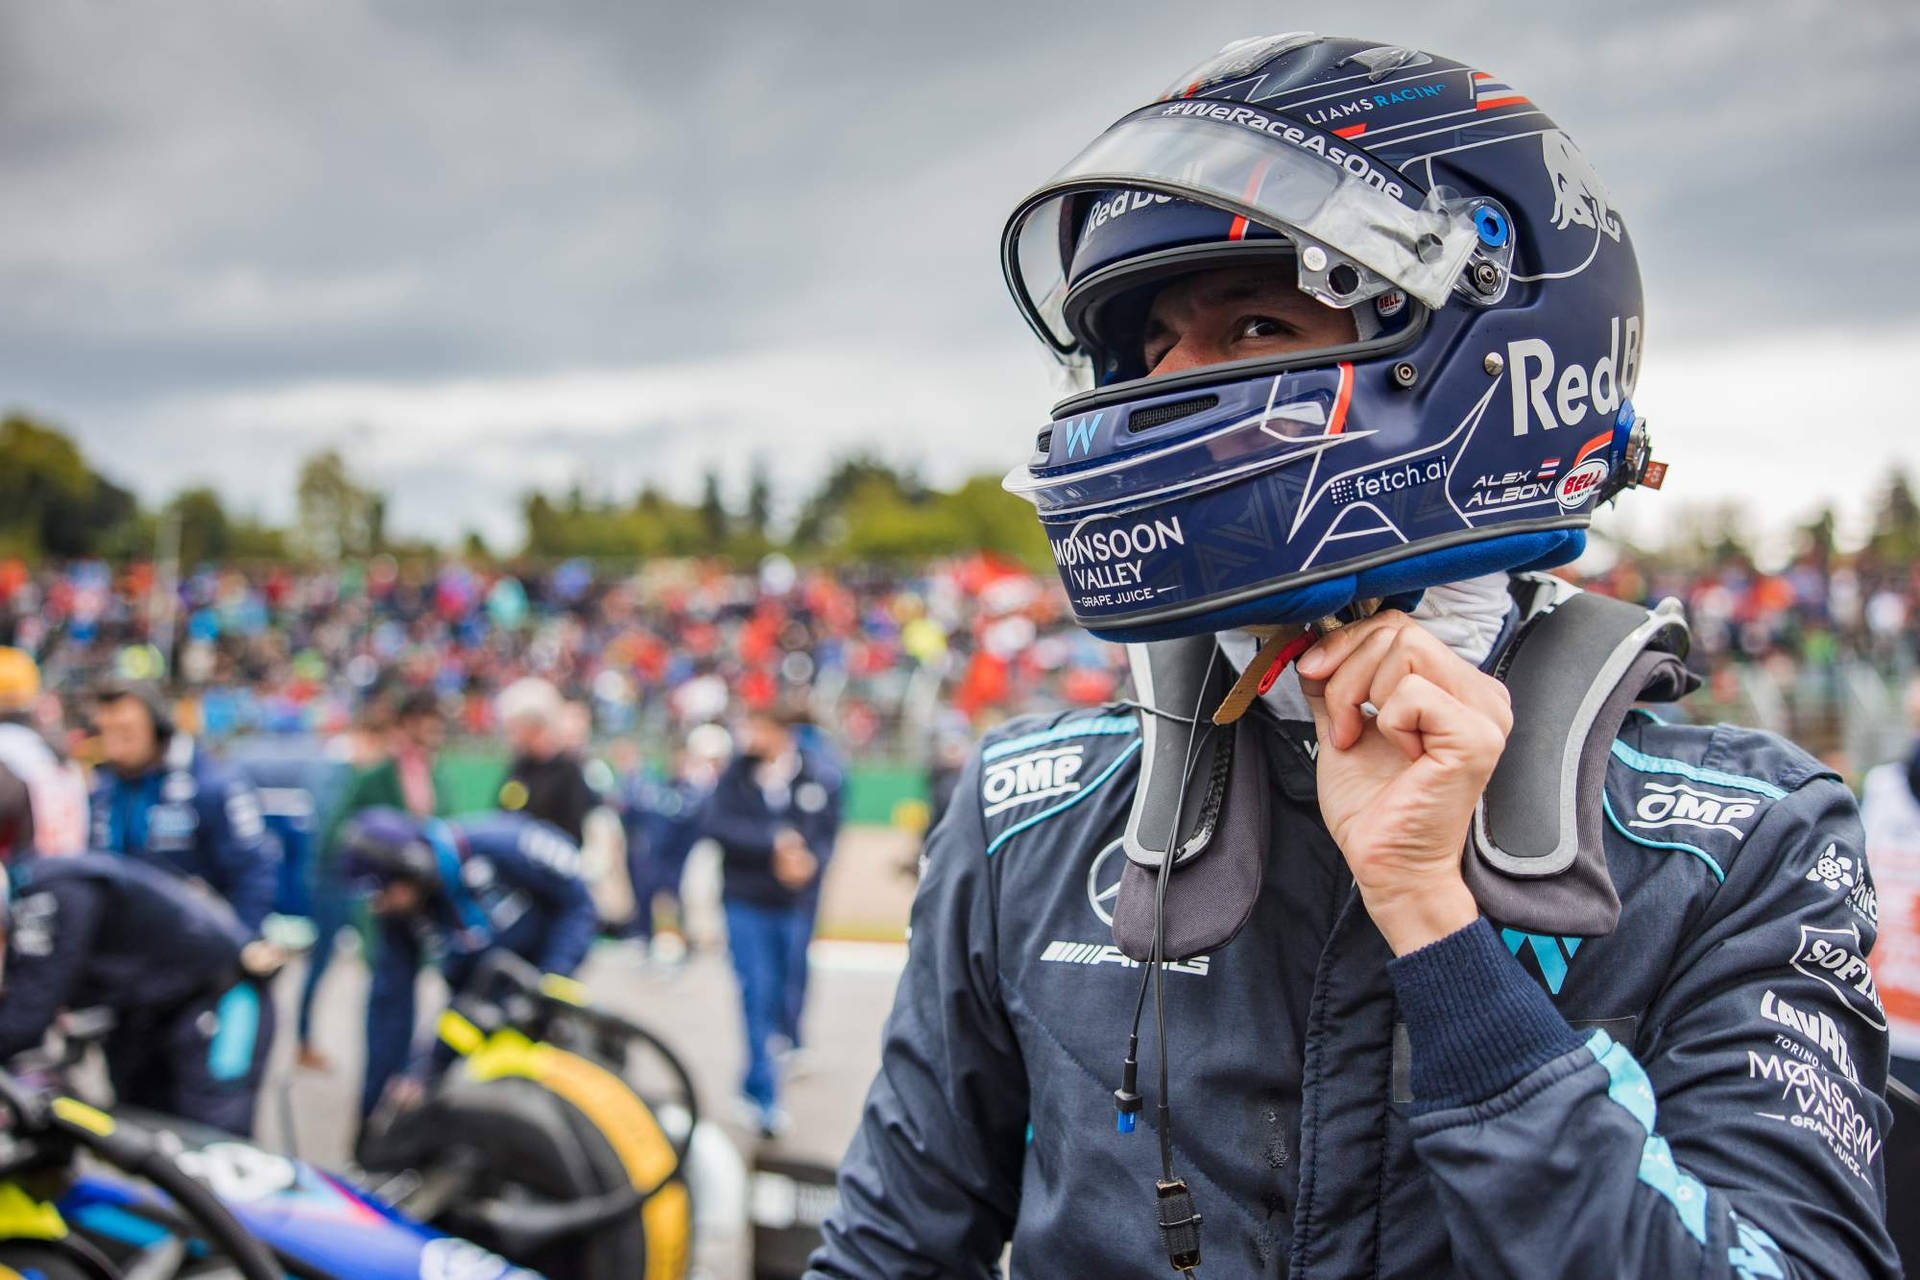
[1472, 71, 1530, 111]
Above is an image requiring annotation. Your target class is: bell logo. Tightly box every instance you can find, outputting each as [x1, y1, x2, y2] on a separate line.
[1555, 459, 1608, 509]
[1507, 315, 1641, 435]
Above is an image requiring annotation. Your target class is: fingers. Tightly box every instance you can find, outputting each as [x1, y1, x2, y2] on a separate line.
[1374, 672, 1509, 768]
[1298, 611, 1512, 747]
[1315, 625, 1398, 750]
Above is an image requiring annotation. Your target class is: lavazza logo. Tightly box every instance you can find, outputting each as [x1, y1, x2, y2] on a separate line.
[1628, 780, 1759, 837]
[1758, 988, 1859, 1086]
[1037, 841, 1210, 975]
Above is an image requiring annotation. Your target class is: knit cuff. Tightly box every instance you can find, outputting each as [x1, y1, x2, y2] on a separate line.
[1387, 917, 1585, 1111]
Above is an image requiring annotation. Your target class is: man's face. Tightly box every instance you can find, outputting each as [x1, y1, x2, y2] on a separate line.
[741, 716, 791, 762]
[370, 878, 426, 918]
[94, 696, 160, 773]
[398, 711, 446, 755]
[505, 717, 551, 760]
[1140, 265, 1358, 379]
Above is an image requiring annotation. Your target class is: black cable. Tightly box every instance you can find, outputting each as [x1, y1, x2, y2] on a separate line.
[1104, 697, 1199, 726]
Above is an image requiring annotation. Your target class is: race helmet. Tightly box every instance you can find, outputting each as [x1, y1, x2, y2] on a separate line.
[1001, 33, 1664, 642]
[341, 808, 444, 891]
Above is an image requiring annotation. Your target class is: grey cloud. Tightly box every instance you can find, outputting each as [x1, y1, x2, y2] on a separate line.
[3, 0, 1917, 535]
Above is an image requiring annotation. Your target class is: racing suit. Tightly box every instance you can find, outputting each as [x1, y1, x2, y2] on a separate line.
[89, 733, 281, 934]
[810, 673, 1899, 1275]
[360, 812, 598, 1118]
[0, 854, 266, 1134]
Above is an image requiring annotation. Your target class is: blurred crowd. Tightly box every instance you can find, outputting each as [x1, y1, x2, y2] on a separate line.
[6, 549, 1920, 762]
[0, 554, 1125, 756]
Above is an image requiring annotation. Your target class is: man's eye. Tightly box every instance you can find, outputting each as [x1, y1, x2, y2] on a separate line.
[1237, 315, 1294, 341]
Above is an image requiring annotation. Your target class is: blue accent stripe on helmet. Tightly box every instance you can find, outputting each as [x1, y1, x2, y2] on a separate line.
[987, 738, 1141, 857]
[1608, 740, 1786, 800]
[426, 818, 490, 937]
[1602, 790, 1726, 882]
[207, 983, 260, 1082]
[1585, 1029, 1710, 1246]
[982, 716, 1138, 762]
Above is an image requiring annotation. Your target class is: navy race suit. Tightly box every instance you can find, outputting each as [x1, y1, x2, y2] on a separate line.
[810, 681, 1899, 1275]
[0, 853, 267, 1134]
[361, 811, 598, 1117]
[90, 733, 280, 934]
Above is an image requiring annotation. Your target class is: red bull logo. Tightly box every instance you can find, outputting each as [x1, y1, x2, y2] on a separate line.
[1542, 129, 1622, 242]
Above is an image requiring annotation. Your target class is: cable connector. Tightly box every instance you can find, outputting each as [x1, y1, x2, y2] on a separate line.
[1114, 1055, 1142, 1134]
[1156, 1177, 1203, 1271]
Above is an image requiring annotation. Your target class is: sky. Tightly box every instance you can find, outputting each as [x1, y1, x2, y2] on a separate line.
[4, 0, 1918, 550]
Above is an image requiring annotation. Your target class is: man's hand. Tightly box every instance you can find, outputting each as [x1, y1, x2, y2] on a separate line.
[240, 939, 288, 978]
[771, 829, 819, 890]
[1295, 611, 1511, 956]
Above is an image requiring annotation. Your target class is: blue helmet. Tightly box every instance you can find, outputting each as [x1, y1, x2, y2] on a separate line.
[341, 808, 443, 891]
[1001, 33, 1665, 642]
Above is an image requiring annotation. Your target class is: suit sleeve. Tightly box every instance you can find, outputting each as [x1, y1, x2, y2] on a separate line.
[204, 773, 281, 933]
[806, 754, 1028, 1278]
[1392, 774, 1898, 1279]
[491, 823, 597, 976]
[0, 881, 105, 1062]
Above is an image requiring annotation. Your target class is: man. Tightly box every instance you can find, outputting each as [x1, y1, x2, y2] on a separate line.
[495, 677, 598, 845]
[88, 679, 281, 934]
[342, 807, 597, 1120]
[297, 689, 450, 1071]
[614, 736, 714, 963]
[0, 647, 88, 856]
[1861, 676, 1920, 1092]
[701, 706, 841, 1137]
[811, 33, 1895, 1278]
[1, 763, 268, 1134]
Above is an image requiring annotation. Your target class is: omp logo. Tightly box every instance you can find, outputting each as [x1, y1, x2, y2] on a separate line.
[1506, 315, 1641, 434]
[1791, 925, 1886, 1031]
[1629, 781, 1758, 836]
[981, 745, 1084, 817]
[1061, 413, 1103, 459]
[1542, 129, 1623, 241]
[1759, 988, 1859, 1086]
[1039, 939, 1209, 976]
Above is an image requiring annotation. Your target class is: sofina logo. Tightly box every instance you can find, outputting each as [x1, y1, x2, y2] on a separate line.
[1061, 413, 1103, 459]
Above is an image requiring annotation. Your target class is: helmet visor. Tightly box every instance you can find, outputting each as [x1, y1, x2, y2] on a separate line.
[1003, 361, 1359, 521]
[1004, 103, 1480, 357]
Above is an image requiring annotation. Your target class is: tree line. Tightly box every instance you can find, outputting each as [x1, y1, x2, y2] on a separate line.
[0, 411, 1054, 568]
[7, 407, 1918, 573]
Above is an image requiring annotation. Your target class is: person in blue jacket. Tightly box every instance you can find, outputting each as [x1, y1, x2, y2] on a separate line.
[88, 680, 281, 935]
[1, 764, 268, 1134]
[701, 706, 842, 1137]
[808, 32, 1897, 1280]
[340, 807, 597, 1120]
[615, 744, 709, 958]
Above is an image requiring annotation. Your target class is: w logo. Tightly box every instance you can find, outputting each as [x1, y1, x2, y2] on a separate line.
[1500, 928, 1583, 995]
[1062, 413, 1103, 458]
